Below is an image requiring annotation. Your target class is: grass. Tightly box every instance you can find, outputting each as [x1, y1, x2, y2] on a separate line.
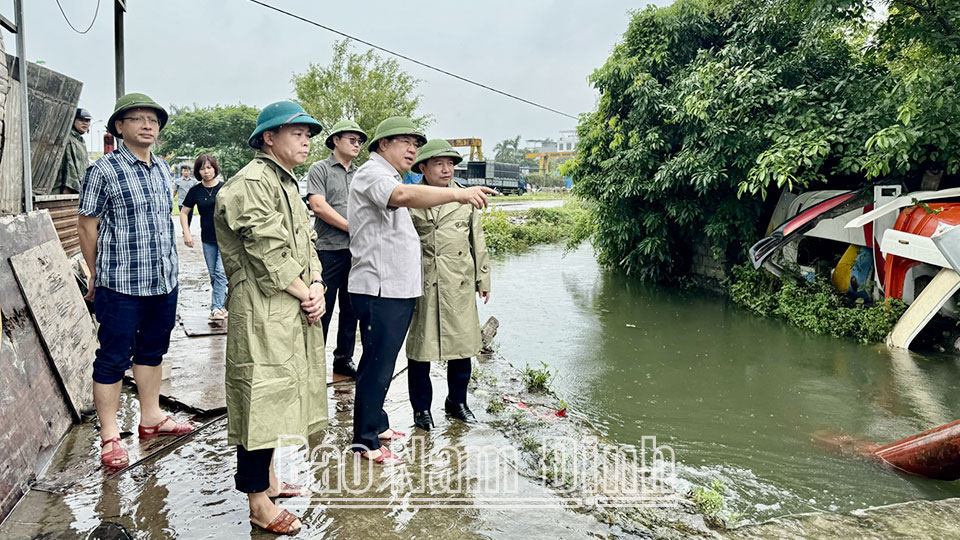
[522, 361, 556, 393]
[480, 201, 590, 255]
[689, 479, 741, 527]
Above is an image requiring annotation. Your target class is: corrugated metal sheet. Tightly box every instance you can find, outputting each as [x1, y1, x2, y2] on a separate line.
[34, 195, 79, 256]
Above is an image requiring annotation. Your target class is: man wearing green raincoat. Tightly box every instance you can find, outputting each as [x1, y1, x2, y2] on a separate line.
[213, 101, 327, 536]
[53, 107, 91, 194]
[406, 139, 491, 430]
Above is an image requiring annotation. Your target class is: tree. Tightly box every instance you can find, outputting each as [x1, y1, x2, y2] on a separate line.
[292, 39, 430, 165]
[569, 0, 960, 283]
[156, 104, 259, 178]
[493, 135, 539, 168]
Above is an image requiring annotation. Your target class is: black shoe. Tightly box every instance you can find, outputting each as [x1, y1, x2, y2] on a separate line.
[413, 410, 434, 431]
[332, 360, 357, 379]
[444, 398, 477, 424]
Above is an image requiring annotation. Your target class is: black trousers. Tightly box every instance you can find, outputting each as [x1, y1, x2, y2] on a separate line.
[407, 358, 472, 412]
[317, 249, 358, 367]
[235, 445, 274, 493]
[351, 294, 416, 451]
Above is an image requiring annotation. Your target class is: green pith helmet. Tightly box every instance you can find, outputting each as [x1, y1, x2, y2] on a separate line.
[325, 120, 368, 150]
[248, 101, 323, 149]
[367, 116, 427, 152]
[107, 92, 168, 138]
[411, 139, 463, 172]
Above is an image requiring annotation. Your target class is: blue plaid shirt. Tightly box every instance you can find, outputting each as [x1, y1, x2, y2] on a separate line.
[78, 144, 178, 296]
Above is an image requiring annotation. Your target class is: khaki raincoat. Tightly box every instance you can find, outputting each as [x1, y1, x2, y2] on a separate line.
[406, 182, 491, 362]
[213, 152, 327, 450]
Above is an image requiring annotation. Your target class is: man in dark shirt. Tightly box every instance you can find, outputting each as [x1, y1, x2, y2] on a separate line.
[307, 120, 367, 379]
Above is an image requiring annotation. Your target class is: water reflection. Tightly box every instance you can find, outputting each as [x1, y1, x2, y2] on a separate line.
[480, 245, 960, 521]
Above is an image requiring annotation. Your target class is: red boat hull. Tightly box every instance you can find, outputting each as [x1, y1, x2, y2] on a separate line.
[873, 419, 960, 481]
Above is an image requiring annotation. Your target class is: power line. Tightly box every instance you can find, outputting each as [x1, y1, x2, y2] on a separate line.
[247, 0, 578, 120]
[55, 0, 101, 34]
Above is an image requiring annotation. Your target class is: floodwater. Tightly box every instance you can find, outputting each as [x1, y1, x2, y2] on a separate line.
[487, 198, 566, 213]
[479, 244, 960, 524]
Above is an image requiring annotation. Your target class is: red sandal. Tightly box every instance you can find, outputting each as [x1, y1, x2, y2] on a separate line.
[138, 416, 195, 440]
[252, 509, 301, 536]
[360, 446, 402, 465]
[100, 437, 129, 468]
[378, 429, 406, 441]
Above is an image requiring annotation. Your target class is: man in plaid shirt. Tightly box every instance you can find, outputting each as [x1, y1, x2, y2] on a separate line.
[77, 93, 194, 469]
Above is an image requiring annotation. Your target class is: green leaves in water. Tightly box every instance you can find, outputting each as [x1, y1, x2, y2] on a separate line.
[729, 264, 907, 344]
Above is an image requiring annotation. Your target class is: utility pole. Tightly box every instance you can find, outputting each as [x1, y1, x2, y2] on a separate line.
[114, 0, 126, 100]
[14, 0, 31, 212]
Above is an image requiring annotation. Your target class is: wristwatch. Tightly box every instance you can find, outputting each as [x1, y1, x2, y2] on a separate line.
[311, 279, 326, 289]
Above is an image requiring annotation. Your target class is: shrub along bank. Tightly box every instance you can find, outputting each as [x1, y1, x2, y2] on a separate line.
[480, 202, 590, 255]
[728, 264, 907, 344]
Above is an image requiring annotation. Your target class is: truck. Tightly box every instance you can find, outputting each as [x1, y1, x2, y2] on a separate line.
[454, 161, 527, 195]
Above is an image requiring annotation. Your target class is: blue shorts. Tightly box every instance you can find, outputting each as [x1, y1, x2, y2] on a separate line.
[92, 286, 178, 384]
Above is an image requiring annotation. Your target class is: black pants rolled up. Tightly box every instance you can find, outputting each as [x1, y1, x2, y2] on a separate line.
[235, 445, 274, 493]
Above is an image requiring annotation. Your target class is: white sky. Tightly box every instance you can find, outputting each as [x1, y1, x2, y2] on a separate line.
[2, 0, 668, 155]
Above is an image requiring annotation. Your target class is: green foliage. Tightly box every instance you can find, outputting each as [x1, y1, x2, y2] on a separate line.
[486, 398, 506, 414]
[156, 104, 259, 178]
[480, 202, 589, 255]
[690, 479, 740, 527]
[570, 0, 960, 283]
[492, 135, 538, 168]
[729, 264, 908, 343]
[522, 361, 556, 393]
[292, 39, 431, 165]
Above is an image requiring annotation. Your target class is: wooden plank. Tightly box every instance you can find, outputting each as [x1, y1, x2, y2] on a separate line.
[9, 240, 95, 418]
[6, 54, 83, 195]
[0, 74, 22, 214]
[180, 312, 227, 336]
[0, 211, 73, 522]
[46, 207, 77, 220]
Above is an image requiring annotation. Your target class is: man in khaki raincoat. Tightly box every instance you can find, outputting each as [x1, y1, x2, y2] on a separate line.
[406, 139, 491, 430]
[213, 101, 327, 536]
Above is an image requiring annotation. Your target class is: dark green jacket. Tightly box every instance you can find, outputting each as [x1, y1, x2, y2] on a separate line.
[54, 129, 89, 193]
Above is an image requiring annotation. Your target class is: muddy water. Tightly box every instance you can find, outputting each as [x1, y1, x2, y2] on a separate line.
[487, 198, 566, 212]
[479, 245, 960, 524]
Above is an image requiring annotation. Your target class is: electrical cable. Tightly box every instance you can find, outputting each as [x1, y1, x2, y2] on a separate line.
[55, 0, 101, 34]
[247, 0, 577, 120]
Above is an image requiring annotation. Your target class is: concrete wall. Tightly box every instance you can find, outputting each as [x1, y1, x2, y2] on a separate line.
[689, 238, 729, 293]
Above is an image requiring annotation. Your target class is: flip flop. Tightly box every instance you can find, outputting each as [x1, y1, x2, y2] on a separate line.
[251, 509, 301, 536]
[100, 437, 129, 468]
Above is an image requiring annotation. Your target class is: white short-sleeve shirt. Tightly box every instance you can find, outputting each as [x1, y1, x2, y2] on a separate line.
[347, 152, 423, 299]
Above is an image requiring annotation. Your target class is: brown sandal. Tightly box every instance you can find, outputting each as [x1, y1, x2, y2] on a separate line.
[252, 509, 301, 536]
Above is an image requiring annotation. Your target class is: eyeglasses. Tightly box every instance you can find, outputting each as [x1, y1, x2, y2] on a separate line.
[122, 116, 160, 126]
[342, 136, 363, 146]
[392, 137, 423, 149]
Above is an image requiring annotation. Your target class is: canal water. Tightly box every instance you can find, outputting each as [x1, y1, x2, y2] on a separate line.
[479, 244, 960, 523]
